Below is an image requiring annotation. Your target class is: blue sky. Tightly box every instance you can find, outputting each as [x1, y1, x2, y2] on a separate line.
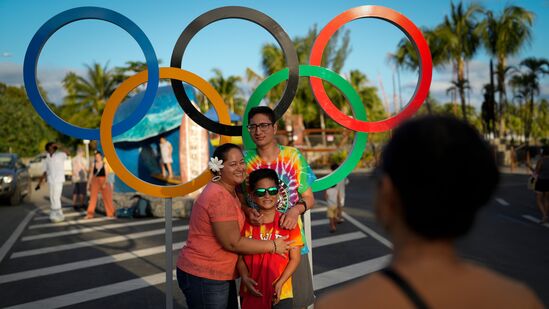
[1, 0, 548, 113]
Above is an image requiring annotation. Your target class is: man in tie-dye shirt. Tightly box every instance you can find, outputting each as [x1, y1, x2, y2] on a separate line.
[242, 106, 316, 308]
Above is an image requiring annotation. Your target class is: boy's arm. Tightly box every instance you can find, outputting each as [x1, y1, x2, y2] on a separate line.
[273, 247, 301, 304]
[237, 255, 262, 297]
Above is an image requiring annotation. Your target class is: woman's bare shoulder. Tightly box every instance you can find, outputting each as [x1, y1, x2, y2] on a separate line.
[315, 273, 404, 309]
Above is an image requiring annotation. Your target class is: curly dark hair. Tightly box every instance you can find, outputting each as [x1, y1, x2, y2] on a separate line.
[380, 115, 499, 240]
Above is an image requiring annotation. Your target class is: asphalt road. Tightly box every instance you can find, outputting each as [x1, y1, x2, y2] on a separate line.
[0, 172, 547, 308]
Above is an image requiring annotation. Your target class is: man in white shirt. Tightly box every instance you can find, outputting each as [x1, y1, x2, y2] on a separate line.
[36, 142, 68, 223]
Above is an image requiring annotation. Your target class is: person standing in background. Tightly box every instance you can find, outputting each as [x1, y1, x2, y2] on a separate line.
[159, 136, 174, 179]
[85, 151, 115, 219]
[71, 147, 88, 211]
[36, 142, 67, 223]
[534, 148, 549, 223]
[104, 158, 115, 191]
[330, 163, 349, 224]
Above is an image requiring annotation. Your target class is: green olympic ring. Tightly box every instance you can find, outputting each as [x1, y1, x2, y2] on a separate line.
[242, 65, 368, 192]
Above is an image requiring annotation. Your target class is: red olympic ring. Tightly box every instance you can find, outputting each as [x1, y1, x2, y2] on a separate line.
[309, 5, 432, 132]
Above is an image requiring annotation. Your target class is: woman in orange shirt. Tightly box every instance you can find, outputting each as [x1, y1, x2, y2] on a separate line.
[177, 143, 292, 309]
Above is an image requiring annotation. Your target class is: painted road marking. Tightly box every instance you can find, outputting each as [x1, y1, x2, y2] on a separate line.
[29, 217, 116, 229]
[21, 218, 173, 241]
[342, 212, 393, 249]
[4, 270, 178, 309]
[522, 214, 549, 228]
[0, 209, 37, 263]
[312, 231, 366, 248]
[0, 242, 186, 284]
[313, 254, 391, 290]
[12, 225, 189, 258]
[495, 198, 510, 206]
[5, 254, 391, 309]
[34, 212, 81, 221]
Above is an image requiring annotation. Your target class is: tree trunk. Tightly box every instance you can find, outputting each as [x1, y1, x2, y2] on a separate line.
[457, 59, 468, 121]
[320, 113, 327, 147]
[424, 93, 433, 114]
[497, 56, 507, 137]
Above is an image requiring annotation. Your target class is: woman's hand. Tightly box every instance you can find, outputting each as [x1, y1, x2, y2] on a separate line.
[273, 236, 294, 256]
[273, 280, 283, 305]
[242, 275, 262, 297]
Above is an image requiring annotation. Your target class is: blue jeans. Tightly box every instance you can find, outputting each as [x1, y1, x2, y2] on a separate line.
[177, 268, 238, 309]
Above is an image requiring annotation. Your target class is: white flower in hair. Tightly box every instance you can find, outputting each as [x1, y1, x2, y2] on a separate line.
[208, 157, 224, 173]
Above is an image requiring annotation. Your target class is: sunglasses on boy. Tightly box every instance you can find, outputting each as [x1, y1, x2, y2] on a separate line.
[254, 187, 279, 197]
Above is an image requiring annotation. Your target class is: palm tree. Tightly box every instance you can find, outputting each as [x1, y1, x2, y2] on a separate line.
[255, 26, 352, 130]
[509, 72, 529, 139]
[436, 2, 483, 121]
[348, 70, 386, 122]
[476, 5, 535, 135]
[61, 62, 119, 128]
[390, 27, 448, 114]
[514, 57, 549, 142]
[208, 68, 242, 113]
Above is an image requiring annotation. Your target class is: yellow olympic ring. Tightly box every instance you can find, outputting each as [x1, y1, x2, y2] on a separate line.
[100, 67, 232, 198]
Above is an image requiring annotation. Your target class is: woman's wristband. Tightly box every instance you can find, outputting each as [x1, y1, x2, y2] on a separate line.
[272, 240, 277, 254]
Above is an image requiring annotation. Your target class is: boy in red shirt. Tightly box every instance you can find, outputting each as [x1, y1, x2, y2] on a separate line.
[238, 168, 303, 309]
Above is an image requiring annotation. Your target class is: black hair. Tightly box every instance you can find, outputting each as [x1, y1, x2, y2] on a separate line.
[249, 168, 279, 190]
[248, 106, 275, 124]
[330, 163, 339, 171]
[381, 115, 499, 240]
[211, 143, 242, 174]
[45, 141, 55, 151]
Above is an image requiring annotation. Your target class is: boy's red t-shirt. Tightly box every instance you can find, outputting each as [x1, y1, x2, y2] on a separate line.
[240, 212, 304, 309]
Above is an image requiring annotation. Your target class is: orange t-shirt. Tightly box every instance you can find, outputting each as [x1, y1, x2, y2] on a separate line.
[177, 182, 245, 280]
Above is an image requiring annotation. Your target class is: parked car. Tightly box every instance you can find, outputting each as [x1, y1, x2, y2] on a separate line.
[28, 153, 72, 180]
[0, 153, 32, 205]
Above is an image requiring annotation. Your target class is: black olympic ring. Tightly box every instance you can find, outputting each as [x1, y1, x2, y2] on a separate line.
[170, 6, 299, 136]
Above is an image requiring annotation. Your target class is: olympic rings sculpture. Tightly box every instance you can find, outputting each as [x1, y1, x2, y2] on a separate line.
[24, 5, 432, 197]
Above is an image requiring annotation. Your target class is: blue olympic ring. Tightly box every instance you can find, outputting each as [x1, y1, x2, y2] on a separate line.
[23, 6, 159, 140]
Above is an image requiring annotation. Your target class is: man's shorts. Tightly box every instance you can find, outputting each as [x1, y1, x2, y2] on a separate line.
[73, 182, 87, 195]
[326, 205, 338, 219]
[291, 254, 315, 308]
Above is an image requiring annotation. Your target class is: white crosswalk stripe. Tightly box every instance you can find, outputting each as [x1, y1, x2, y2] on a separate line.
[313, 231, 366, 248]
[522, 214, 549, 228]
[4, 270, 178, 309]
[29, 216, 117, 229]
[11, 225, 189, 258]
[34, 212, 82, 221]
[0, 209, 392, 308]
[313, 254, 391, 290]
[21, 218, 173, 241]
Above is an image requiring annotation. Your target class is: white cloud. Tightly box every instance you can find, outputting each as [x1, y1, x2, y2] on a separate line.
[0, 62, 82, 105]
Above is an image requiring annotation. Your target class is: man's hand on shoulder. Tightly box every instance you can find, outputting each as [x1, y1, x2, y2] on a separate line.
[280, 205, 301, 229]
